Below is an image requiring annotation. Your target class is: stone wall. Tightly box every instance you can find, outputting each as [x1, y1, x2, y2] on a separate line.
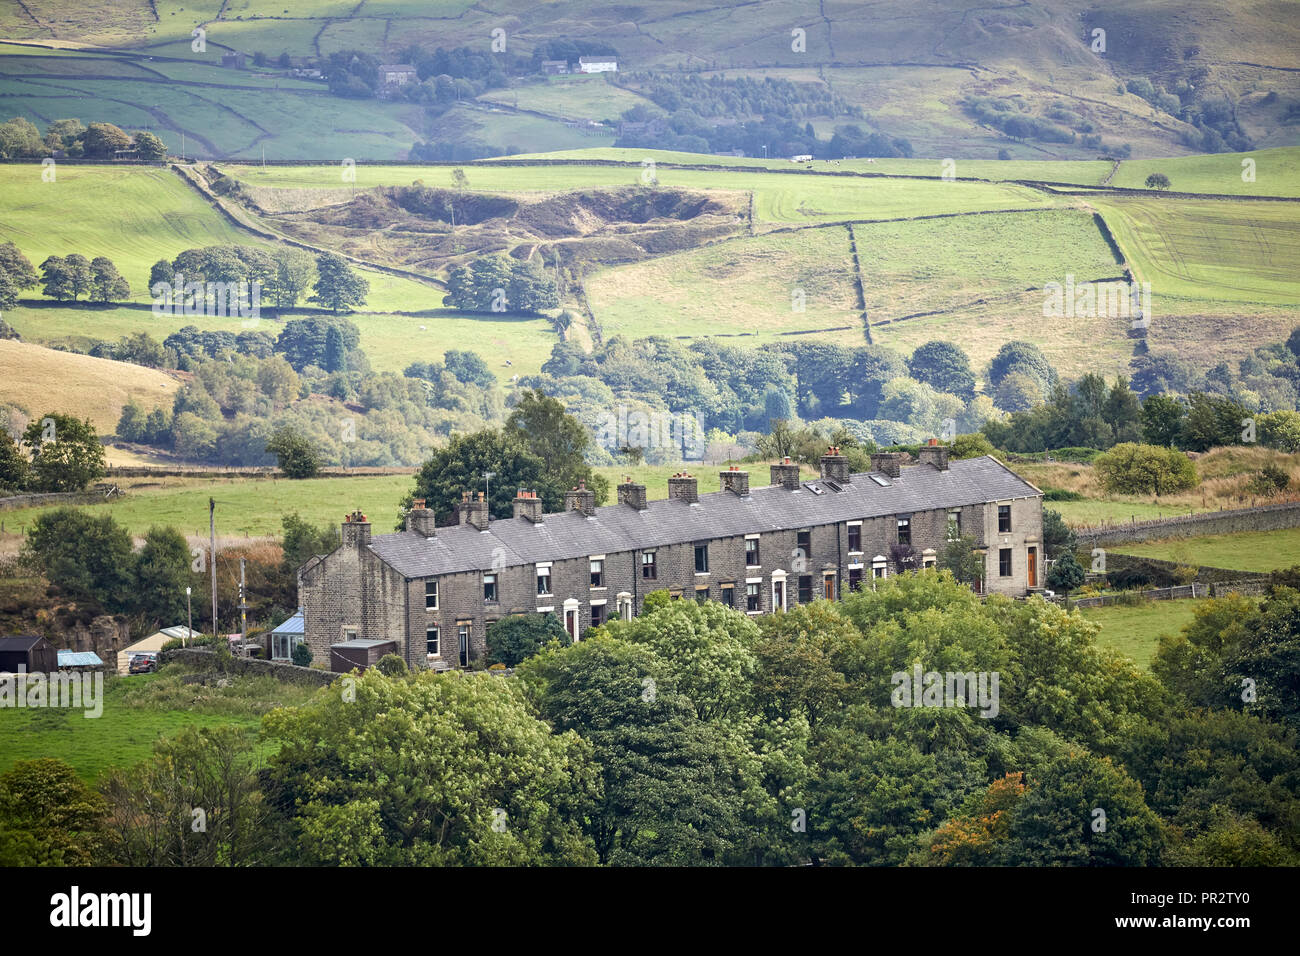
[160, 647, 336, 687]
[1079, 501, 1300, 548]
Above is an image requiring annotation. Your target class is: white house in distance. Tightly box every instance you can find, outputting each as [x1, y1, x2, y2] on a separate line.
[577, 56, 617, 73]
[378, 63, 418, 86]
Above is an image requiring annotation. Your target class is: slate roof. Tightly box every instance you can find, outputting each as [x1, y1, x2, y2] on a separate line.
[0, 635, 47, 651]
[368, 456, 1040, 579]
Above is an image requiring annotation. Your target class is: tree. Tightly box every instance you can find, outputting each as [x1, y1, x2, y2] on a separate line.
[0, 429, 29, 490]
[406, 429, 545, 522]
[22, 508, 135, 612]
[989, 341, 1055, 394]
[323, 323, 348, 373]
[487, 612, 571, 666]
[309, 252, 369, 312]
[265, 248, 315, 308]
[1181, 392, 1250, 451]
[951, 433, 994, 459]
[1046, 551, 1086, 607]
[88, 256, 130, 303]
[132, 130, 168, 161]
[1141, 394, 1186, 447]
[263, 668, 599, 865]
[443, 255, 558, 313]
[21, 413, 107, 491]
[451, 167, 469, 189]
[994, 371, 1043, 412]
[0, 759, 107, 866]
[0, 240, 37, 291]
[1042, 508, 1076, 561]
[39, 255, 73, 301]
[281, 512, 338, 575]
[504, 388, 608, 511]
[132, 526, 191, 625]
[1144, 172, 1171, 190]
[444, 349, 495, 388]
[81, 122, 134, 158]
[265, 426, 322, 478]
[939, 534, 984, 586]
[908, 340, 976, 400]
[1094, 442, 1197, 495]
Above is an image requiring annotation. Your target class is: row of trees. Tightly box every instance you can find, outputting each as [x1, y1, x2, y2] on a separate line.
[443, 255, 560, 313]
[8, 571, 1298, 866]
[0, 117, 167, 160]
[150, 246, 368, 313]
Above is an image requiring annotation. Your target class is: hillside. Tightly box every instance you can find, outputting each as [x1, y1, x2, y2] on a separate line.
[0, 338, 179, 432]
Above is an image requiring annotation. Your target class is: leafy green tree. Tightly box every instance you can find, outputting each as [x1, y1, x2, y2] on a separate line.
[1141, 394, 1186, 447]
[1041, 508, 1076, 561]
[21, 413, 106, 491]
[950, 433, 994, 459]
[517, 638, 755, 865]
[993, 371, 1043, 412]
[323, 323, 348, 373]
[22, 508, 135, 612]
[265, 426, 322, 478]
[939, 534, 984, 586]
[63, 253, 93, 301]
[908, 340, 976, 400]
[0, 240, 37, 291]
[1180, 392, 1250, 451]
[263, 668, 599, 865]
[100, 726, 275, 866]
[1256, 410, 1300, 453]
[988, 341, 1055, 395]
[0, 759, 107, 866]
[487, 612, 571, 666]
[753, 602, 857, 728]
[39, 255, 73, 301]
[1046, 551, 1085, 606]
[132, 130, 168, 161]
[505, 388, 608, 511]
[80, 121, 133, 158]
[1094, 442, 1197, 495]
[132, 526, 191, 625]
[1003, 753, 1166, 865]
[273, 316, 361, 370]
[0, 429, 29, 490]
[1144, 172, 1171, 190]
[444, 349, 495, 388]
[309, 252, 369, 313]
[280, 512, 339, 575]
[374, 653, 409, 676]
[88, 256, 129, 303]
[291, 643, 313, 667]
[405, 429, 544, 522]
[265, 248, 315, 308]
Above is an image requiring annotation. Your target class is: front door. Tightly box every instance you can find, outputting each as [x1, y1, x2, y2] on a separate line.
[1028, 547, 1038, 588]
[565, 608, 579, 642]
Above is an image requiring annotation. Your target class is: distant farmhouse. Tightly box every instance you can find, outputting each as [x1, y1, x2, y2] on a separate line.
[297, 446, 1044, 671]
[221, 51, 246, 69]
[542, 59, 570, 75]
[378, 63, 418, 86]
[576, 55, 617, 73]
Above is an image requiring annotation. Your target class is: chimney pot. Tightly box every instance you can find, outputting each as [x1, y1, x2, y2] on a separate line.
[617, 479, 648, 511]
[667, 472, 699, 504]
[820, 448, 851, 484]
[720, 467, 750, 496]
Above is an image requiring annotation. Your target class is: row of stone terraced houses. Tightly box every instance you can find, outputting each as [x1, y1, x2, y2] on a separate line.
[297, 445, 1044, 670]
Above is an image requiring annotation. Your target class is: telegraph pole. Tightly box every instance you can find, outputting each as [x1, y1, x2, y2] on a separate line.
[239, 557, 248, 643]
[209, 498, 218, 641]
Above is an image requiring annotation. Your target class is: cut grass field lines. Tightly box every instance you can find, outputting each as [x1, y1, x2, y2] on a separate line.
[1094, 196, 1300, 305]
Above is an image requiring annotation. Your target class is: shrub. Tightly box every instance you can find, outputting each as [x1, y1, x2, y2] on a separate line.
[1094, 443, 1197, 495]
[374, 653, 408, 676]
[291, 643, 313, 667]
[1245, 464, 1291, 497]
[486, 612, 571, 667]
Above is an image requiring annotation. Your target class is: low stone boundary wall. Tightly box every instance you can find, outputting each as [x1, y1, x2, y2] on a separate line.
[160, 647, 336, 687]
[1079, 501, 1300, 547]
[1099, 551, 1271, 585]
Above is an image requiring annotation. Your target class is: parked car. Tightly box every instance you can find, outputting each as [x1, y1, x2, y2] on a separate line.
[128, 653, 158, 674]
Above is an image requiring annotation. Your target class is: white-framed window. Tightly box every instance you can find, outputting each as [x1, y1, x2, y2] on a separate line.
[746, 582, 761, 613]
[537, 565, 551, 596]
[425, 626, 440, 657]
[947, 509, 962, 541]
[425, 580, 438, 610]
[847, 521, 862, 553]
[745, 535, 760, 567]
[483, 574, 497, 603]
[590, 558, 604, 588]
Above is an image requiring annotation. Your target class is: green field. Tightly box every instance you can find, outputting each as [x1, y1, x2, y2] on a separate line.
[1108, 148, 1300, 198]
[0, 473, 415, 541]
[1113, 527, 1300, 573]
[480, 74, 652, 121]
[1080, 598, 1207, 669]
[1093, 195, 1300, 305]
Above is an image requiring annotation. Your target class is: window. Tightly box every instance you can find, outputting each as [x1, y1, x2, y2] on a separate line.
[342, 627, 358, 641]
[537, 566, 551, 595]
[694, 543, 709, 574]
[721, 584, 735, 608]
[998, 505, 1012, 533]
[641, 551, 657, 580]
[798, 575, 813, 604]
[425, 626, 440, 657]
[695, 585, 709, 603]
[483, 574, 497, 603]
[590, 559, 603, 588]
[999, 548, 1012, 577]
[947, 509, 961, 542]
[896, 517, 911, 547]
[873, 564, 885, 579]
[847, 524, 861, 553]
[591, 603, 605, 628]
[746, 583, 761, 612]
[745, 537, 760, 567]
[849, 567, 863, 592]
[797, 530, 811, 562]
[425, 580, 438, 610]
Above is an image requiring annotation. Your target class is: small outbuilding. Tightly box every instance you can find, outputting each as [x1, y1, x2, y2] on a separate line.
[330, 638, 397, 673]
[270, 610, 305, 662]
[119, 625, 200, 675]
[57, 650, 104, 671]
[0, 635, 58, 674]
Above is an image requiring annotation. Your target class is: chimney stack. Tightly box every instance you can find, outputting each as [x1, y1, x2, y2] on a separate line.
[458, 491, 491, 531]
[563, 480, 596, 517]
[405, 498, 436, 537]
[617, 476, 648, 511]
[918, 438, 950, 471]
[870, 452, 902, 479]
[667, 472, 699, 504]
[513, 489, 543, 523]
[770, 456, 801, 490]
[342, 510, 371, 548]
[720, 465, 750, 497]
[819, 446, 851, 484]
